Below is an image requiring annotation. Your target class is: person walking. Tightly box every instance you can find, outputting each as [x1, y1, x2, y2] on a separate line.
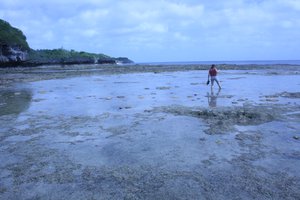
[207, 64, 221, 89]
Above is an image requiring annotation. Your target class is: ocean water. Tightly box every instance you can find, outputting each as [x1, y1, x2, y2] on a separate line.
[138, 60, 300, 65]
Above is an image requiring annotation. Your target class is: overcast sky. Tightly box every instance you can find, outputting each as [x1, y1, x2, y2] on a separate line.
[1, 0, 300, 62]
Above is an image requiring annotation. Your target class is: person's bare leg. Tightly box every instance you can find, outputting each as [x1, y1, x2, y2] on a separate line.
[216, 80, 221, 89]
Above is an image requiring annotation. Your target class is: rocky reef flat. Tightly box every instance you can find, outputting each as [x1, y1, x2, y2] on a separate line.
[0, 64, 300, 199]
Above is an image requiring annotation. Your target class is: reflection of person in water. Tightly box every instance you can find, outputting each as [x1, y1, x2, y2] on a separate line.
[208, 88, 221, 107]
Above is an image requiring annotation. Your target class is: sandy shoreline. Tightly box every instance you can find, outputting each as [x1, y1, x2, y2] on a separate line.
[0, 64, 300, 199]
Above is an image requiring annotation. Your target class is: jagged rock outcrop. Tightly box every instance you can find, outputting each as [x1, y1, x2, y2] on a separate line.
[0, 19, 133, 67]
[115, 57, 134, 64]
[0, 44, 27, 63]
[0, 19, 29, 66]
[97, 58, 116, 64]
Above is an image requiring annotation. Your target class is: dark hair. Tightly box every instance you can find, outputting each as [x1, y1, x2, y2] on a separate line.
[211, 64, 215, 69]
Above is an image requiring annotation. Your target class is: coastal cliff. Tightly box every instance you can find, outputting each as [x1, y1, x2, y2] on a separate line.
[0, 19, 133, 67]
[0, 19, 29, 65]
[0, 44, 28, 64]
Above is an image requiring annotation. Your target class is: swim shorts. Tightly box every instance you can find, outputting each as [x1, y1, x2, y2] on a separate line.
[210, 76, 218, 84]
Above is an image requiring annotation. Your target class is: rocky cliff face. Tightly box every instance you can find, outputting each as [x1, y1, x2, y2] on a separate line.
[0, 19, 133, 67]
[1, 19, 29, 66]
[0, 45, 27, 63]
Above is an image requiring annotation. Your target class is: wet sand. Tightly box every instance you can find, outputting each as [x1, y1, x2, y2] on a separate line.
[0, 64, 300, 199]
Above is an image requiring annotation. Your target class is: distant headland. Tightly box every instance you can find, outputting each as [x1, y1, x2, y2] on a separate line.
[0, 19, 133, 67]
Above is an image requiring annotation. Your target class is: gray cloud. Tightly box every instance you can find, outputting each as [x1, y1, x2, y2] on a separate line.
[1, 0, 299, 61]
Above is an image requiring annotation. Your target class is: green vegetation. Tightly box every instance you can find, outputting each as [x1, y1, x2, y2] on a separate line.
[27, 48, 114, 64]
[115, 57, 134, 64]
[1, 19, 133, 66]
[0, 19, 30, 50]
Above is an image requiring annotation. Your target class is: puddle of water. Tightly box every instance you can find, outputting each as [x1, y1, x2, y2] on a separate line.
[15, 70, 300, 116]
[0, 89, 32, 116]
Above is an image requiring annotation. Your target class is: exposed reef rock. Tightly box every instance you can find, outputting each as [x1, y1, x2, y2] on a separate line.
[0, 44, 28, 64]
[153, 105, 278, 134]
